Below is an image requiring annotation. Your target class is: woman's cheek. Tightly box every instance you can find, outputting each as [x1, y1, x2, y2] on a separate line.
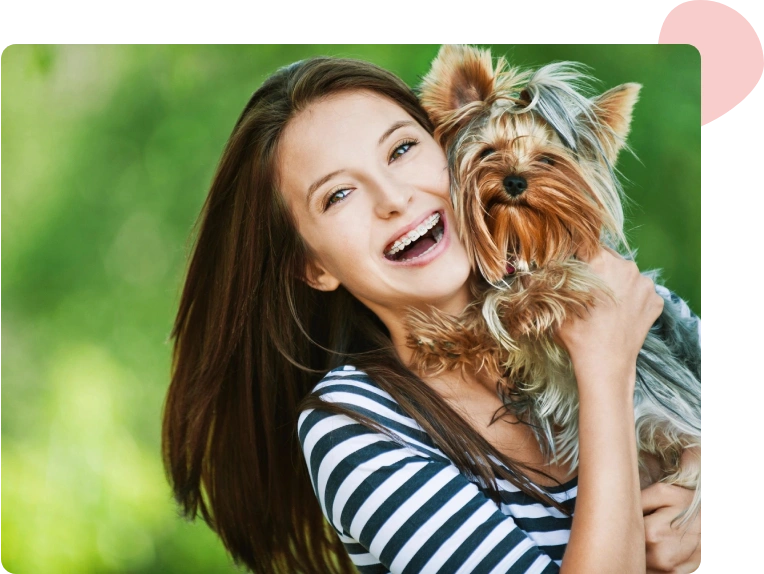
[327, 228, 361, 267]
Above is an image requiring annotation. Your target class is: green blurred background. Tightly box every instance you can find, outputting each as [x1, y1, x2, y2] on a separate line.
[2, 45, 699, 573]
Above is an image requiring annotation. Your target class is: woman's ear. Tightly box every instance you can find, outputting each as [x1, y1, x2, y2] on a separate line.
[302, 258, 340, 292]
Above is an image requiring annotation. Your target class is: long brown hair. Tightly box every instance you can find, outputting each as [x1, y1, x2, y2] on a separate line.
[162, 56, 569, 574]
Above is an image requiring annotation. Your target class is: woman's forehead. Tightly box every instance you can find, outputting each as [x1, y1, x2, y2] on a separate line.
[289, 90, 412, 143]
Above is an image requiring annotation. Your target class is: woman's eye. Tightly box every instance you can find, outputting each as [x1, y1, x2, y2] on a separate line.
[389, 139, 418, 163]
[539, 156, 555, 166]
[324, 188, 352, 210]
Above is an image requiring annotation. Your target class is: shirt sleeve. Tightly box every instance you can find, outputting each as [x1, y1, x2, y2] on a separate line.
[298, 380, 562, 574]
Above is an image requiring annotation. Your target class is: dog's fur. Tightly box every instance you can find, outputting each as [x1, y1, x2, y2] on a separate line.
[405, 45, 701, 523]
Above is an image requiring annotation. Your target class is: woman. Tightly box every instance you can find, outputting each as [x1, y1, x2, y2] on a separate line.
[162, 56, 701, 573]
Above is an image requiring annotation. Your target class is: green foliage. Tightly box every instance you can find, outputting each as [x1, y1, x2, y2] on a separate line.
[1, 45, 699, 573]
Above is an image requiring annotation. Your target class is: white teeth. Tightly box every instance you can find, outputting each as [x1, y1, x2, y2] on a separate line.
[386, 212, 442, 256]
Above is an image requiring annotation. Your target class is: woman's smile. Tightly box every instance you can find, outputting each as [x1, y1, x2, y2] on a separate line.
[382, 209, 449, 266]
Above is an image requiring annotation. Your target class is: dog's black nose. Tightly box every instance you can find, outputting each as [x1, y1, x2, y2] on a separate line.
[503, 175, 527, 197]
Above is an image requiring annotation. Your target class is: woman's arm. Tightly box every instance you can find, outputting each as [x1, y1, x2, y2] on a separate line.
[557, 248, 665, 573]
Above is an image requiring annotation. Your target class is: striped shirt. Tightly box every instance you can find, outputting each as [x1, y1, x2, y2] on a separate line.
[297, 287, 699, 573]
[298, 366, 576, 573]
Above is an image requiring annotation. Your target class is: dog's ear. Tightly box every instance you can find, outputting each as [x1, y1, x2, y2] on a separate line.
[591, 83, 641, 163]
[420, 45, 496, 144]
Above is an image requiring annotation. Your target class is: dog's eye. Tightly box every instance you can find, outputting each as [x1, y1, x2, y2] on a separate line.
[480, 148, 496, 159]
[539, 156, 555, 166]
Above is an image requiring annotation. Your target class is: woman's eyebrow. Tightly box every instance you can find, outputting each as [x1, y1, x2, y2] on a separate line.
[378, 120, 416, 145]
[306, 169, 343, 207]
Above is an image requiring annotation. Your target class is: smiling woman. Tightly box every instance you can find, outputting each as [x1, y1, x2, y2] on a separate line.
[161, 54, 700, 574]
[276, 90, 471, 335]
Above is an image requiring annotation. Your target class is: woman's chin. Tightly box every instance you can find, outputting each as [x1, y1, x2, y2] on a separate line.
[408, 267, 472, 312]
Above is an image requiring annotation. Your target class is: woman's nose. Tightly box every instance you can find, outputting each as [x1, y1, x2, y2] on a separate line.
[372, 178, 413, 217]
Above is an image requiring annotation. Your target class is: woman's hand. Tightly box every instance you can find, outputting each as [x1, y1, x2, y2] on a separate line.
[558, 247, 664, 573]
[642, 482, 701, 573]
[557, 248, 664, 394]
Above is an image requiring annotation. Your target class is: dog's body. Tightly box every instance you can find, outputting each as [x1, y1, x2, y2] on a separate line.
[405, 45, 700, 521]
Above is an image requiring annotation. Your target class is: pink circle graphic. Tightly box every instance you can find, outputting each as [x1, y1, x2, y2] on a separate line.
[660, 0, 763, 125]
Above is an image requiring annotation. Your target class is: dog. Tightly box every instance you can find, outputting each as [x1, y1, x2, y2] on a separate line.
[404, 45, 701, 523]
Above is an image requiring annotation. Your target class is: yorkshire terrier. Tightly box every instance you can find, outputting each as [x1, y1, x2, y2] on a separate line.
[404, 45, 701, 522]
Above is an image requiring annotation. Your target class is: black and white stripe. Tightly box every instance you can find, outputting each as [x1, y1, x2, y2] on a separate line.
[298, 366, 577, 573]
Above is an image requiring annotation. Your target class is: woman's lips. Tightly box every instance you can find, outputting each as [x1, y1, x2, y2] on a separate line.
[383, 210, 450, 267]
[383, 210, 442, 254]
[384, 212, 442, 257]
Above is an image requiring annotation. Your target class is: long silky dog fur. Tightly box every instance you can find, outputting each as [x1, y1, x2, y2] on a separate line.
[404, 45, 701, 524]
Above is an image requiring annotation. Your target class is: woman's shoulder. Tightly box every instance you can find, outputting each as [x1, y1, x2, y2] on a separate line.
[304, 364, 404, 415]
[299, 363, 418, 424]
[311, 364, 387, 394]
[297, 364, 443, 460]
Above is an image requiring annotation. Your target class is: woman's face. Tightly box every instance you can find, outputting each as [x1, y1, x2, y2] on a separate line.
[277, 90, 472, 326]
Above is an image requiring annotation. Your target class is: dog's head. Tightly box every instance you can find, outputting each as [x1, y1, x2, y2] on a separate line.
[420, 45, 640, 283]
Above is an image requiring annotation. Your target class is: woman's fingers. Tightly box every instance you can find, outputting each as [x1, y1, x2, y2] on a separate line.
[641, 482, 693, 515]
[574, 244, 623, 264]
[644, 507, 701, 573]
[642, 483, 701, 573]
